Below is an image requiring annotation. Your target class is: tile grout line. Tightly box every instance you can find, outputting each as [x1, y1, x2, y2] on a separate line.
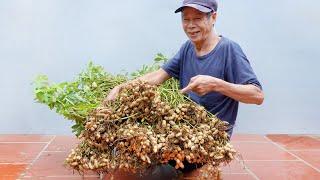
[308, 135, 320, 142]
[235, 157, 260, 180]
[244, 168, 260, 180]
[290, 149, 320, 152]
[264, 136, 320, 173]
[18, 135, 57, 179]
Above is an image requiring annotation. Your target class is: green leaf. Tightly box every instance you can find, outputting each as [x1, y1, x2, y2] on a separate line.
[32, 54, 168, 136]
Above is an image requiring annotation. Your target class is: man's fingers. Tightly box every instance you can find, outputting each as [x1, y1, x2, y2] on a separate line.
[107, 91, 118, 101]
[190, 75, 199, 83]
[180, 83, 196, 94]
[106, 96, 115, 102]
[180, 86, 191, 94]
[103, 96, 112, 104]
[183, 76, 200, 93]
[103, 87, 120, 104]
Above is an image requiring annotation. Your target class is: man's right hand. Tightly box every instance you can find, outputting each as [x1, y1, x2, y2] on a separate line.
[103, 85, 122, 104]
[103, 69, 170, 105]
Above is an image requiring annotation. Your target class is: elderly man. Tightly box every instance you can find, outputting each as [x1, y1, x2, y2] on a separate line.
[105, 0, 264, 178]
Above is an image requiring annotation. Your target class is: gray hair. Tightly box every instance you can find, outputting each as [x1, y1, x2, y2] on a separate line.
[206, 11, 217, 27]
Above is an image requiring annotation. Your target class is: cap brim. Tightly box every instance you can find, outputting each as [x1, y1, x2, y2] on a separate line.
[174, 4, 212, 13]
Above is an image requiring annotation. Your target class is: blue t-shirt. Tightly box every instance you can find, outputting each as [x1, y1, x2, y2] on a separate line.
[162, 36, 262, 133]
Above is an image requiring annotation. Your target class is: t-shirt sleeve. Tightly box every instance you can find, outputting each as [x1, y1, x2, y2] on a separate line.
[226, 43, 262, 90]
[161, 42, 187, 80]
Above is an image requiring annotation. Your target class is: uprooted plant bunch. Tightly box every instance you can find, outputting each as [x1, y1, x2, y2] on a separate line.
[33, 54, 236, 179]
[65, 80, 236, 176]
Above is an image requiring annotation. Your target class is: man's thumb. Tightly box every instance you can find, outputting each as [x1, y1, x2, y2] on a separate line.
[180, 85, 191, 94]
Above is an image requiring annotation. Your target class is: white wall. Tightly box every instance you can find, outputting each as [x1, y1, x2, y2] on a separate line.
[0, 0, 319, 134]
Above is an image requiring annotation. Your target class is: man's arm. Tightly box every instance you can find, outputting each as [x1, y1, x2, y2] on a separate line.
[181, 75, 264, 105]
[104, 68, 171, 101]
[138, 68, 171, 85]
[218, 81, 264, 105]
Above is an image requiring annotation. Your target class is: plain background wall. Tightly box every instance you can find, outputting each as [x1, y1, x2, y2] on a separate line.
[0, 0, 319, 134]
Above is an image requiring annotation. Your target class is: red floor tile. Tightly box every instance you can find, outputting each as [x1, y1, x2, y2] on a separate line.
[182, 165, 221, 179]
[221, 159, 247, 174]
[181, 160, 248, 179]
[0, 135, 54, 142]
[231, 134, 268, 142]
[0, 164, 27, 179]
[0, 134, 318, 179]
[0, 143, 46, 163]
[24, 151, 98, 178]
[310, 135, 320, 141]
[103, 165, 223, 179]
[103, 171, 142, 180]
[221, 173, 255, 180]
[267, 134, 320, 150]
[45, 136, 79, 152]
[22, 176, 100, 179]
[245, 161, 320, 180]
[290, 150, 320, 171]
[0, 176, 19, 180]
[102, 161, 248, 180]
[233, 142, 296, 160]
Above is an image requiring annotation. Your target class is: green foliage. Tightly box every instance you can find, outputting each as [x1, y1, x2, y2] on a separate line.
[33, 62, 127, 136]
[33, 55, 177, 136]
[33, 55, 205, 136]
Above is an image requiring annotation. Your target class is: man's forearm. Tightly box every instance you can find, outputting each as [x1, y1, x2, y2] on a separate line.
[138, 71, 165, 85]
[117, 69, 169, 89]
[217, 80, 264, 105]
[105, 69, 170, 102]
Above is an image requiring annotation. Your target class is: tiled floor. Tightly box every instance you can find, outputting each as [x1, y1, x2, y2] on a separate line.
[0, 134, 319, 180]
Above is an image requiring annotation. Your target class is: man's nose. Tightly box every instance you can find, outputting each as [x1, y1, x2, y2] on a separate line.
[187, 21, 196, 29]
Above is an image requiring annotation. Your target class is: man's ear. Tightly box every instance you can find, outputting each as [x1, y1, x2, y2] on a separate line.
[211, 12, 217, 24]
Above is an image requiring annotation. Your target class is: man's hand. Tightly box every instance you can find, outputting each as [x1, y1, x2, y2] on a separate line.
[180, 75, 222, 96]
[103, 69, 171, 105]
[103, 85, 122, 105]
[181, 75, 264, 105]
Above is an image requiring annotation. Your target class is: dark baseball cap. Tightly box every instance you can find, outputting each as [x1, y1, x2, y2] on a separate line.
[175, 0, 218, 13]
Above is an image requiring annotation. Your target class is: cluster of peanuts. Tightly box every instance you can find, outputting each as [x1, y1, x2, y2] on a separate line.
[65, 80, 236, 175]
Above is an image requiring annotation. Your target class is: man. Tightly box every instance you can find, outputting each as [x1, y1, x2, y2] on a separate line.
[105, 0, 264, 178]
[106, 0, 264, 136]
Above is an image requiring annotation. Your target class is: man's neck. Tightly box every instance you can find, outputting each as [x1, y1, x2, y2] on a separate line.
[193, 32, 220, 57]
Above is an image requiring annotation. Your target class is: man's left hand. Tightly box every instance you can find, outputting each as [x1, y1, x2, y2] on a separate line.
[180, 75, 222, 96]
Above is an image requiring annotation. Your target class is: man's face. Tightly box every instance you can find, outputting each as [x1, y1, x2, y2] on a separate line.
[181, 7, 216, 44]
